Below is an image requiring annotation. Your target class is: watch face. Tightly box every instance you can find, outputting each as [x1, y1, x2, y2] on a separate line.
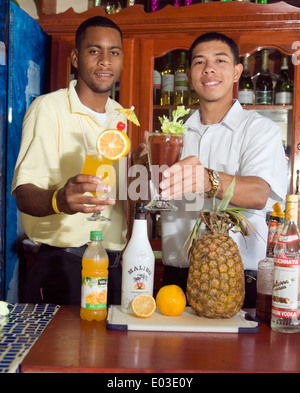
[213, 170, 220, 181]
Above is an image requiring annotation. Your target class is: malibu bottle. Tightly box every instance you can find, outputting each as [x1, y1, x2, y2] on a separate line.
[121, 202, 155, 313]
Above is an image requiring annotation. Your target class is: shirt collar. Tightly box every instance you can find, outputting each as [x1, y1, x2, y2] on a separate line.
[68, 80, 125, 128]
[185, 100, 246, 134]
[221, 100, 247, 132]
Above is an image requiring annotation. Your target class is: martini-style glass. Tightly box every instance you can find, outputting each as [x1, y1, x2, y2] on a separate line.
[81, 149, 115, 222]
[145, 133, 183, 213]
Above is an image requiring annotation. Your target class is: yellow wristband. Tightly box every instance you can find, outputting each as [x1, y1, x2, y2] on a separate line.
[52, 189, 63, 215]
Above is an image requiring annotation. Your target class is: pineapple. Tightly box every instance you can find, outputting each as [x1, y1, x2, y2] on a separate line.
[185, 178, 255, 319]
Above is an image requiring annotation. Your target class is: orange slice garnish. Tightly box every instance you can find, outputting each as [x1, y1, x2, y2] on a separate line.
[131, 294, 156, 318]
[96, 129, 130, 161]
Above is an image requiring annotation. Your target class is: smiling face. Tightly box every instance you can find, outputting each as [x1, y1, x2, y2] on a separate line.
[71, 26, 123, 102]
[187, 40, 243, 106]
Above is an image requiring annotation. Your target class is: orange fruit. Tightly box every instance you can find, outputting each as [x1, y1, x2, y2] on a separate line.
[96, 129, 130, 161]
[156, 285, 186, 316]
[131, 294, 156, 318]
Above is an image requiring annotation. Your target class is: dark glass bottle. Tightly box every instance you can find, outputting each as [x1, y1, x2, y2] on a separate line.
[238, 55, 254, 105]
[255, 49, 273, 105]
[275, 54, 293, 105]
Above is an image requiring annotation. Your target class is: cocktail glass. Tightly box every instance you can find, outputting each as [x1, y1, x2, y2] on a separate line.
[145, 133, 183, 213]
[81, 149, 115, 222]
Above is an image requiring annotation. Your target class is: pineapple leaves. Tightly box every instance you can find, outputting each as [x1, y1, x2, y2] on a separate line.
[178, 175, 260, 266]
[217, 176, 235, 213]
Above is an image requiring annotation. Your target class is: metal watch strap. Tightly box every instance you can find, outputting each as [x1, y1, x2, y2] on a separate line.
[206, 168, 219, 198]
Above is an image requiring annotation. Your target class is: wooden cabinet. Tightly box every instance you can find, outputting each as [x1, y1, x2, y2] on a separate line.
[39, 1, 300, 191]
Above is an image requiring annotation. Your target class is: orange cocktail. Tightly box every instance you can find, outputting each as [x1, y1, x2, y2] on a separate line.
[82, 151, 115, 221]
[82, 152, 115, 197]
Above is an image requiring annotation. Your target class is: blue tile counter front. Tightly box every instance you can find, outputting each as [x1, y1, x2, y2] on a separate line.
[0, 303, 59, 373]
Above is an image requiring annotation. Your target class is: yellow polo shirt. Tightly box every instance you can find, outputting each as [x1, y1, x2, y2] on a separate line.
[11, 80, 128, 250]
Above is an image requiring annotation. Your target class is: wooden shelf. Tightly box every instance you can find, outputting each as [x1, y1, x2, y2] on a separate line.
[153, 105, 197, 110]
[242, 104, 293, 110]
[154, 104, 293, 111]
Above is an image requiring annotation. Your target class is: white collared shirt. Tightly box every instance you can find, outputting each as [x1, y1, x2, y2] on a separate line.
[161, 100, 288, 270]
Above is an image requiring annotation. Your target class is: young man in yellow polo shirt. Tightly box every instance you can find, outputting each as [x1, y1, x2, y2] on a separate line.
[11, 16, 127, 306]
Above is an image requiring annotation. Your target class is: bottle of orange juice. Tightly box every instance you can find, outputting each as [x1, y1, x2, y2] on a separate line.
[80, 231, 109, 321]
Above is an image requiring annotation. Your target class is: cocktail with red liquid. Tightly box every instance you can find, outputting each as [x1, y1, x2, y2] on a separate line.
[145, 106, 190, 212]
[146, 133, 183, 212]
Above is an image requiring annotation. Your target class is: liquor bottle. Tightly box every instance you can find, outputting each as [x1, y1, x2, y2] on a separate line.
[266, 202, 285, 258]
[238, 55, 254, 105]
[174, 51, 189, 106]
[255, 0, 268, 3]
[271, 195, 300, 333]
[153, 69, 161, 105]
[121, 202, 155, 313]
[275, 54, 293, 105]
[255, 49, 273, 105]
[160, 52, 174, 106]
[80, 231, 109, 321]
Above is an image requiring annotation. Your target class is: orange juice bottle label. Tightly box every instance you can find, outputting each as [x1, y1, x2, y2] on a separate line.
[81, 277, 108, 310]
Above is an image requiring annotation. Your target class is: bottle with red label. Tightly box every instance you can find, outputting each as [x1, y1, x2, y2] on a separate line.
[271, 195, 300, 333]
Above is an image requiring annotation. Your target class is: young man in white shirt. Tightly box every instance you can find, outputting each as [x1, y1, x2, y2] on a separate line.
[134, 32, 287, 307]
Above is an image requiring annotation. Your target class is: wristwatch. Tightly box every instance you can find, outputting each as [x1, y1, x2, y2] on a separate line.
[206, 169, 220, 198]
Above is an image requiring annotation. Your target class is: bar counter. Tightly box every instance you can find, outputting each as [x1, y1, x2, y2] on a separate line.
[21, 305, 300, 373]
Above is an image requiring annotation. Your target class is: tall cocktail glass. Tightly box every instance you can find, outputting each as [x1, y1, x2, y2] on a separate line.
[81, 149, 115, 221]
[145, 133, 183, 212]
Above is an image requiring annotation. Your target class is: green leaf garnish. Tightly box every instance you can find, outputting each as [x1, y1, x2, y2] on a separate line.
[158, 105, 190, 135]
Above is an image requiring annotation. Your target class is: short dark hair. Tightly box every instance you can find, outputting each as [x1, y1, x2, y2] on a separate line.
[75, 16, 123, 48]
[188, 32, 240, 66]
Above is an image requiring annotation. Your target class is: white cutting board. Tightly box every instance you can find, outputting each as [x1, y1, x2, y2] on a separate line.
[106, 306, 259, 333]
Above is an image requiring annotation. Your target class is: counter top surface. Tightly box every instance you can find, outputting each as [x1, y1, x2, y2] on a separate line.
[21, 305, 300, 373]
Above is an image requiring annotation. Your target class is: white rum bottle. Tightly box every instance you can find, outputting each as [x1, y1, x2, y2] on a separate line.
[271, 195, 300, 333]
[121, 202, 155, 313]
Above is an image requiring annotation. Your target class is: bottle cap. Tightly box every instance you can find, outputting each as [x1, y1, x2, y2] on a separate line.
[135, 202, 147, 213]
[134, 202, 147, 219]
[286, 194, 299, 203]
[270, 202, 285, 218]
[90, 231, 103, 241]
